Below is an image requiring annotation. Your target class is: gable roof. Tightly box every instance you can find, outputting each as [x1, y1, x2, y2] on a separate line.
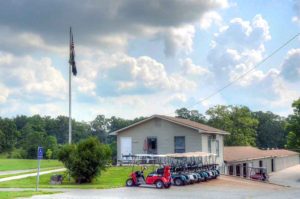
[224, 146, 299, 163]
[110, 114, 229, 135]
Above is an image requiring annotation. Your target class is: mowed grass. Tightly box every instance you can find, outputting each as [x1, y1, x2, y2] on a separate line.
[0, 191, 59, 199]
[0, 166, 156, 189]
[0, 159, 63, 171]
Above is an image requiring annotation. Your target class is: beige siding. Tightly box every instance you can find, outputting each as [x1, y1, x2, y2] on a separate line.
[274, 155, 299, 171]
[117, 118, 203, 158]
[225, 155, 300, 177]
[117, 117, 225, 165]
[201, 134, 224, 165]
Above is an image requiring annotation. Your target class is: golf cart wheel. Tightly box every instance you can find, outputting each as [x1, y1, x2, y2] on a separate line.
[164, 183, 171, 188]
[155, 180, 164, 189]
[174, 178, 183, 186]
[126, 178, 134, 187]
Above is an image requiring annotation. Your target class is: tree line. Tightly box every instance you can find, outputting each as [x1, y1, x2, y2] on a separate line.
[0, 98, 299, 159]
[175, 98, 300, 151]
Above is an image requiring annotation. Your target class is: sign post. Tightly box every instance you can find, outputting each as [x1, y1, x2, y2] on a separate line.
[36, 146, 43, 191]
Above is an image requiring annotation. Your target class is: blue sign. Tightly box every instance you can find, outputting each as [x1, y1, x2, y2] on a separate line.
[37, 147, 43, 159]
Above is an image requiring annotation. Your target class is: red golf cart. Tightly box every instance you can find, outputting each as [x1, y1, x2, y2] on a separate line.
[249, 167, 269, 181]
[125, 155, 171, 189]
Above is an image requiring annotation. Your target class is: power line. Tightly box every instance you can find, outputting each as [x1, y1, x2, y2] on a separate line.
[168, 32, 300, 115]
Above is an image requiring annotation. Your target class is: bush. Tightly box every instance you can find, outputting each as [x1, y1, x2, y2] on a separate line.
[8, 148, 26, 159]
[58, 137, 111, 183]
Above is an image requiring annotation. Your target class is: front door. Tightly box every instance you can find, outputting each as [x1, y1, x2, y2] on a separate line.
[147, 137, 157, 154]
[120, 137, 132, 158]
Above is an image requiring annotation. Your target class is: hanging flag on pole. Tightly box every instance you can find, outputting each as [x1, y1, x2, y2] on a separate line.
[68, 27, 77, 145]
[69, 27, 77, 76]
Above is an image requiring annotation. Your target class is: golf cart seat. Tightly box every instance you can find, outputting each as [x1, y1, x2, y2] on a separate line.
[156, 168, 164, 175]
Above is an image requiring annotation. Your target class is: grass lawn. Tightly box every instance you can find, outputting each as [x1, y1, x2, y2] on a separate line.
[0, 166, 157, 189]
[0, 159, 63, 171]
[0, 191, 59, 199]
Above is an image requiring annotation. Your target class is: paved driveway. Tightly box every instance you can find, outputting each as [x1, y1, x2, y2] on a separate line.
[27, 176, 300, 199]
[269, 164, 300, 188]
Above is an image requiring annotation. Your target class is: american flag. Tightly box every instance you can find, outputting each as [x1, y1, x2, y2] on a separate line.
[69, 27, 77, 76]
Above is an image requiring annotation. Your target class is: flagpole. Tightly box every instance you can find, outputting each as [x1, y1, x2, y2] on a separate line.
[68, 28, 72, 145]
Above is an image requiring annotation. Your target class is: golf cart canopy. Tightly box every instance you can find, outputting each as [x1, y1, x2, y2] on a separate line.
[131, 151, 216, 158]
[165, 151, 216, 158]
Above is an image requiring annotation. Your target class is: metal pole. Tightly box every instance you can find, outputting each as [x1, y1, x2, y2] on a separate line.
[69, 61, 72, 144]
[36, 159, 41, 191]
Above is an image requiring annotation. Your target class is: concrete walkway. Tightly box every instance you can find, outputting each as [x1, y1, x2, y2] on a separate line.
[0, 169, 38, 176]
[0, 168, 66, 182]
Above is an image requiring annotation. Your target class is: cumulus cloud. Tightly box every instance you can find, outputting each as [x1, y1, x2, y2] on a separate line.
[0, 26, 66, 55]
[163, 25, 195, 56]
[208, 14, 271, 86]
[200, 11, 223, 30]
[0, 84, 9, 103]
[75, 52, 198, 97]
[180, 58, 210, 76]
[292, 0, 300, 23]
[281, 48, 300, 82]
[0, 0, 228, 56]
[0, 52, 67, 101]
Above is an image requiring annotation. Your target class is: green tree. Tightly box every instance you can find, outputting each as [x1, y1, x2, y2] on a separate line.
[46, 149, 53, 160]
[175, 108, 206, 123]
[23, 131, 47, 159]
[0, 118, 19, 152]
[253, 111, 287, 148]
[0, 129, 5, 152]
[206, 105, 258, 146]
[90, 115, 109, 143]
[285, 98, 300, 151]
[58, 137, 111, 183]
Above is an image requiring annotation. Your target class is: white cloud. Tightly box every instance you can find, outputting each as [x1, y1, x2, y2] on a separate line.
[74, 52, 198, 97]
[200, 11, 223, 30]
[0, 0, 229, 57]
[29, 103, 66, 117]
[0, 84, 9, 103]
[180, 58, 210, 76]
[163, 25, 196, 56]
[0, 52, 67, 101]
[208, 14, 271, 86]
[280, 48, 300, 82]
[292, 0, 300, 24]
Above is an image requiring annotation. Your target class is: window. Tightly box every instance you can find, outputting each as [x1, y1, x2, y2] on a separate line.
[216, 140, 219, 157]
[174, 136, 185, 153]
[208, 136, 212, 153]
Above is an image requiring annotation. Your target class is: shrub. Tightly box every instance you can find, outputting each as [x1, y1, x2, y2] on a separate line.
[46, 149, 53, 160]
[58, 137, 111, 183]
[8, 148, 26, 159]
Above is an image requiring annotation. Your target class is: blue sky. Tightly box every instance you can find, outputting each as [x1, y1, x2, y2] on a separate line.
[0, 0, 299, 121]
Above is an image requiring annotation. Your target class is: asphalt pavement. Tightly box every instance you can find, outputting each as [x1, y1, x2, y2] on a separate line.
[269, 164, 300, 188]
[24, 175, 300, 199]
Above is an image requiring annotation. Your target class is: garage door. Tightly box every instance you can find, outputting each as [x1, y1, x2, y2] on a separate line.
[120, 137, 132, 157]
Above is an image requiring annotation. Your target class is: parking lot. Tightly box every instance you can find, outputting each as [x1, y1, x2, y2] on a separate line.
[27, 175, 300, 199]
[269, 164, 300, 188]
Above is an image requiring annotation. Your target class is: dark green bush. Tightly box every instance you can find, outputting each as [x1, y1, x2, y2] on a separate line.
[58, 137, 111, 183]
